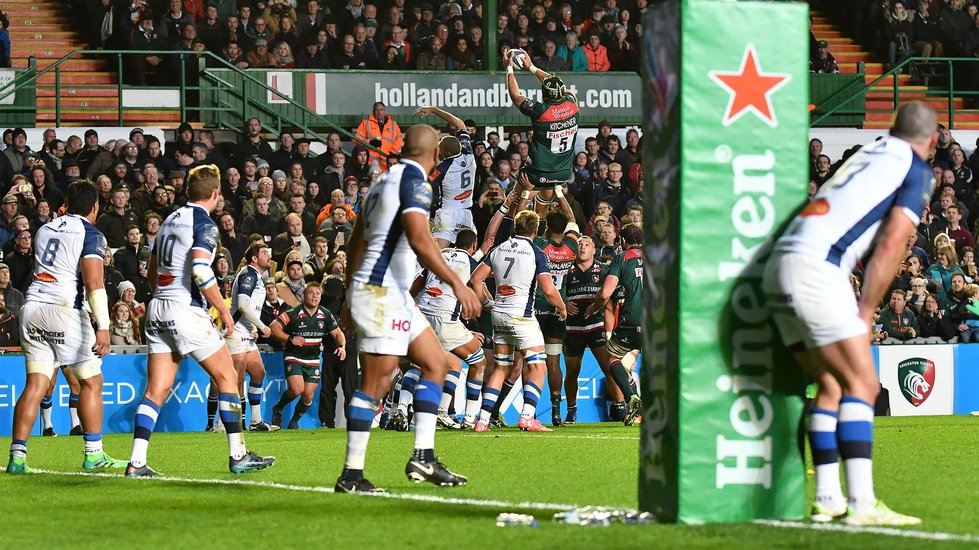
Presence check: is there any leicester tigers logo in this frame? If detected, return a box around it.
[897,358,935,407]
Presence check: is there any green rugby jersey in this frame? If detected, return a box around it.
[608,246,643,329]
[275,304,339,363]
[533,231,579,314]
[518,93,579,180]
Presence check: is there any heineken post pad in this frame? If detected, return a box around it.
[639,0,808,523]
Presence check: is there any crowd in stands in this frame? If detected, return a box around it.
[62,0,641,84]
[0,114,642,351]
[811,126,979,344]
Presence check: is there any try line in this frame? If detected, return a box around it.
[30,468,587,511]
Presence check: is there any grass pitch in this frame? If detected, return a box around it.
[2,417,978,548]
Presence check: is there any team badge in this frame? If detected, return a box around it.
[898,357,935,407]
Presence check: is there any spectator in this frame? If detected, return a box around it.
[240,195,280,244]
[295,35,330,69]
[925,243,965,303]
[811,40,839,73]
[446,34,478,70]
[263,0,297,35]
[379,44,408,70]
[0,11,9,69]
[354,101,403,171]
[243,177,287,219]
[319,206,353,255]
[5,229,32,293]
[215,210,248,266]
[223,40,250,68]
[142,211,162,251]
[247,15,273,44]
[555,31,588,72]
[305,236,331,280]
[271,213,311,265]
[0,293,17,347]
[287,193,317,238]
[0,262,24,316]
[247,38,275,68]
[159,0,194,44]
[305,181,326,213]
[919,293,958,342]
[237,118,274,167]
[533,39,566,71]
[197,4,225,53]
[319,152,349,193]
[0,128,30,184]
[295,0,324,38]
[96,188,139,248]
[607,24,638,72]
[293,138,318,183]
[258,279,287,349]
[946,205,976,255]
[416,35,448,70]
[117,280,146,319]
[963,245,978,283]
[351,23,379,67]
[113,225,152,303]
[877,289,919,343]
[812,154,832,187]
[913,0,945,58]
[906,276,929,314]
[270,41,296,67]
[885,1,914,68]
[332,34,369,69]
[109,302,142,346]
[315,188,357,231]
[275,258,307,307]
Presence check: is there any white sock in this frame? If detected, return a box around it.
[69,407,80,430]
[41,406,53,429]
[520,403,535,420]
[227,432,247,460]
[130,439,149,467]
[438,392,452,415]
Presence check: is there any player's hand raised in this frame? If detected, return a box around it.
[454,282,482,320]
[93,329,110,357]
[413,106,434,117]
[520,172,535,191]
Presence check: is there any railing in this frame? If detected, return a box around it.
[0,50,381,154]
[811,56,979,128]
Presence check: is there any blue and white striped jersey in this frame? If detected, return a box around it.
[429,130,476,210]
[417,248,479,321]
[26,215,107,309]
[152,203,220,308]
[230,264,266,331]
[483,235,549,318]
[775,136,935,271]
[352,159,433,290]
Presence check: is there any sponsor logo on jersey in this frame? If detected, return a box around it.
[34,272,57,283]
[391,318,411,331]
[498,285,515,296]
[158,274,175,286]
[426,287,443,297]
[453,190,473,201]
[800,198,829,217]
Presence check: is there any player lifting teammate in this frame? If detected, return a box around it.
[7,180,126,473]
[337,124,480,493]
[413,228,488,429]
[126,165,274,477]
[470,210,567,432]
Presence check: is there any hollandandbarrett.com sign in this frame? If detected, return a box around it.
[301,72,641,122]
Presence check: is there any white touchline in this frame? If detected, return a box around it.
[459,434,640,441]
[30,469,590,511]
[756,520,979,543]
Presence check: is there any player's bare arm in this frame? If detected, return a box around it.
[413,106,466,131]
[538,273,567,320]
[584,273,620,319]
[858,207,919,328]
[330,327,347,360]
[193,249,235,337]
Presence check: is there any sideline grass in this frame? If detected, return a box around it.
[1,418,977,548]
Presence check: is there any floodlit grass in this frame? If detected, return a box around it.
[2,418,977,548]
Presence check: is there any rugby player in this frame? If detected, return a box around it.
[470,210,566,432]
[337,124,480,493]
[126,165,274,477]
[7,180,126,473]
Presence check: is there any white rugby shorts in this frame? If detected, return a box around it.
[350,282,429,356]
[19,301,100,379]
[145,299,224,361]
[762,252,867,349]
[432,207,476,242]
[424,312,475,352]
[225,326,259,355]
[491,310,545,350]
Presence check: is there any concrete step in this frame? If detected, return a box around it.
[36,109,183,124]
[36,71,115,85]
[36,87,122,98]
[37,97,121,108]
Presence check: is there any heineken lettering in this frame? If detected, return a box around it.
[638,0,807,522]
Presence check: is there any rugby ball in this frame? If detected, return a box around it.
[504,48,528,70]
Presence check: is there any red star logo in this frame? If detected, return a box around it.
[708,45,791,127]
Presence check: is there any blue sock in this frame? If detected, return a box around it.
[218,393,242,434]
[808,406,843,503]
[68,393,79,408]
[465,379,482,402]
[523,381,541,408]
[40,396,52,409]
[344,391,378,474]
[130,399,161,468]
[412,378,441,459]
[247,382,263,406]
[838,396,876,507]
[479,387,501,422]
[397,368,420,413]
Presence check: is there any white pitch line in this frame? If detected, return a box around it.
[30,468,584,511]
[756,520,979,544]
[459,433,639,441]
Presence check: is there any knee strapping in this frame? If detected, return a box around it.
[464,348,485,366]
[524,350,546,365]
[544,343,563,356]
